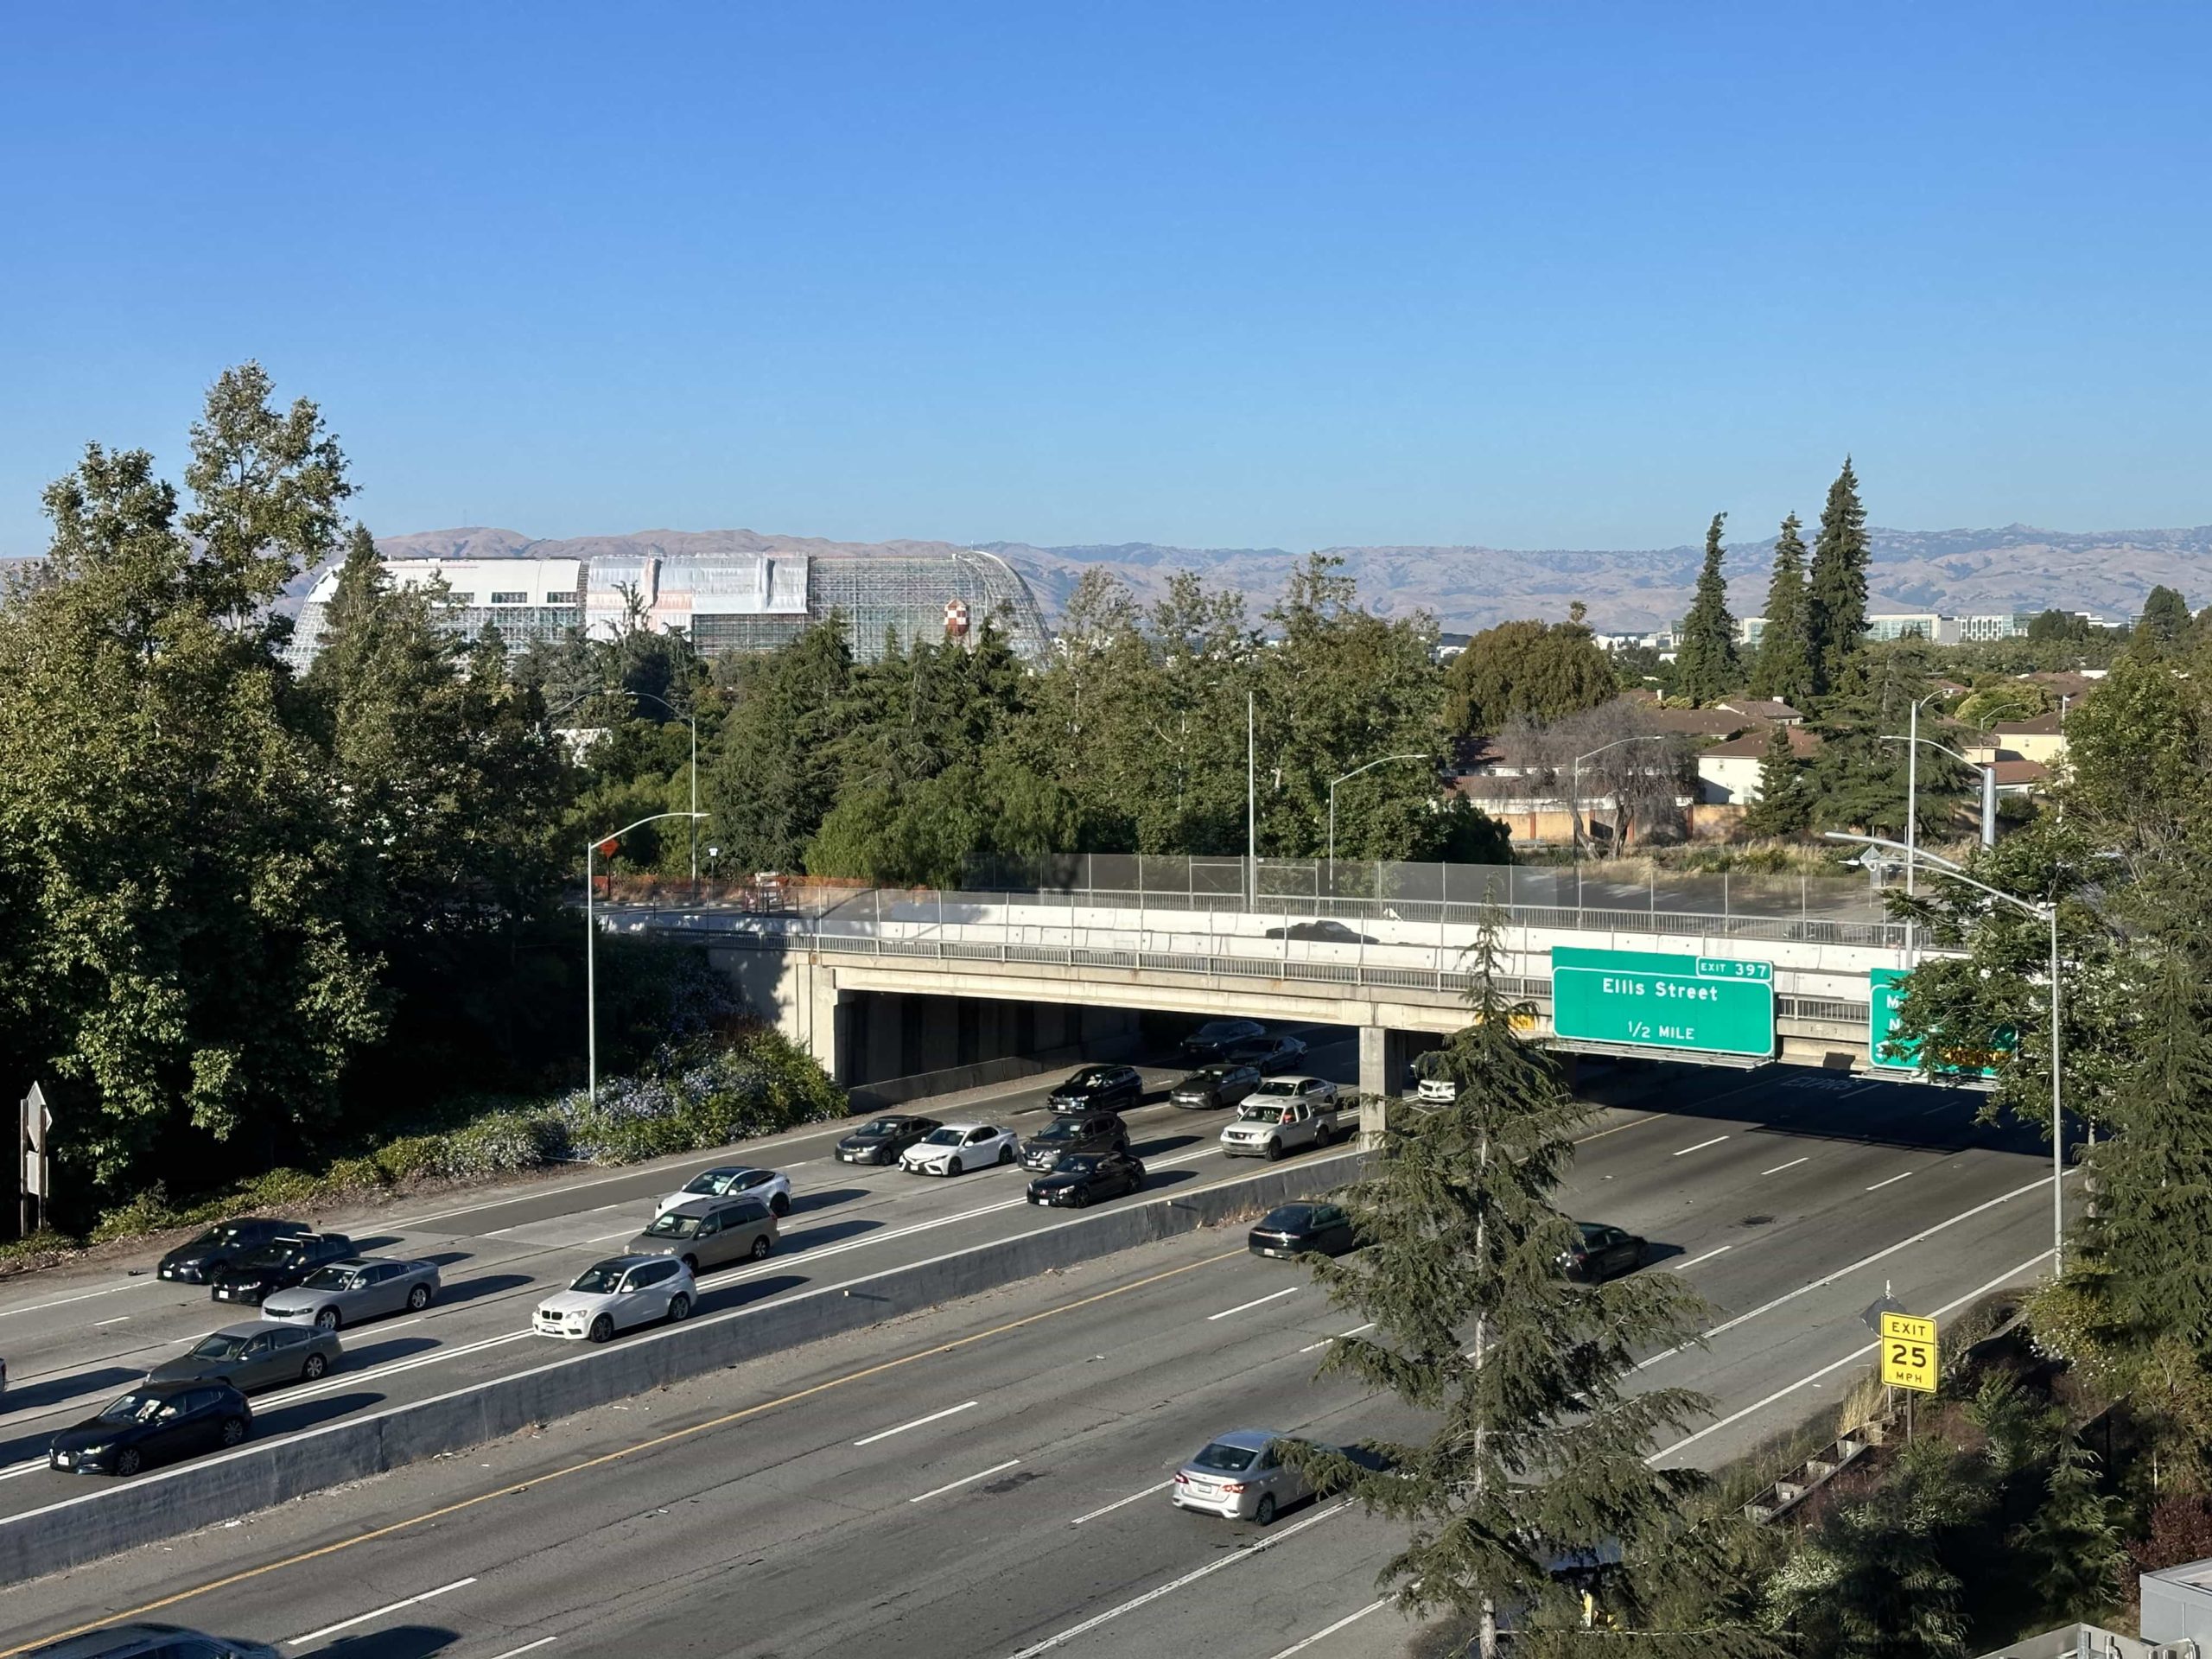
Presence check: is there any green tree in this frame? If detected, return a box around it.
[1288,914,1732,1657]
[2135,584,2193,656]
[1738,727,1809,836]
[1805,650,1963,839]
[1749,512,1814,705]
[1675,512,1740,706]
[1806,459,1871,697]
[1445,613,1616,736]
[2014,1441,2126,1625]
[705,620,857,873]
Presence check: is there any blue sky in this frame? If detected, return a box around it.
[3,3,2208,556]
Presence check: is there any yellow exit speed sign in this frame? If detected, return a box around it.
[1879,1312,1939,1393]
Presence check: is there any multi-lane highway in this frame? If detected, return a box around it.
[0,1063,2068,1658]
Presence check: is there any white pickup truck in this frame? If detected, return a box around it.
[1218,1077,1357,1160]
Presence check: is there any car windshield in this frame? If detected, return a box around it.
[301,1266,364,1290]
[1252,1079,1299,1096]
[645,1212,705,1238]
[569,1263,626,1294]
[1193,1441,1260,1472]
[234,1243,304,1267]
[922,1128,963,1146]
[1194,1022,1248,1040]
[1182,1069,1223,1085]
[1056,1155,1103,1174]
[1261,1205,1318,1231]
[1036,1121,1083,1141]
[98,1392,168,1424]
[683,1171,735,1193]
[182,1224,248,1250]
[856,1119,917,1136]
[188,1333,251,1360]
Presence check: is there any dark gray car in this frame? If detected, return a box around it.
[25,1622,278,1658]
[1018,1110,1129,1173]
[626,1196,778,1274]
[147,1323,339,1393]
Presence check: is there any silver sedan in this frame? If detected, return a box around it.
[1170,1428,1314,1524]
[259,1256,441,1331]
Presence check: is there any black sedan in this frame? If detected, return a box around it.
[1248,1201,1362,1259]
[1559,1222,1646,1282]
[836,1116,942,1166]
[207,1232,355,1307]
[1169,1063,1262,1109]
[1026,1152,1147,1208]
[1262,919,1379,944]
[49,1380,251,1478]
[1233,1033,1308,1074]
[1180,1018,1266,1063]
[156,1217,304,1285]
[1046,1065,1143,1113]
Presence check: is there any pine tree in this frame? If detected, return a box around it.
[1674,512,1739,707]
[1738,727,1808,836]
[2014,1441,2127,1625]
[1287,910,1754,1658]
[1749,513,1813,705]
[1806,459,1870,697]
[2134,584,2193,656]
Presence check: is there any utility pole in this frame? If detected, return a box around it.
[1246,690,1256,911]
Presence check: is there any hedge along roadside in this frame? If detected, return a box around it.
[0,1150,1364,1589]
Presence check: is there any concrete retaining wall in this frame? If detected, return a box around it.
[0,1153,1363,1587]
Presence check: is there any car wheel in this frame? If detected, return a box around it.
[669,1293,693,1322]
[1264,1139,1284,1162]
[407,1283,432,1312]
[1071,1188,1090,1208]
[220,1416,247,1447]
[682,1255,700,1275]
[588,1314,615,1344]
[771,1192,791,1217]
[948,1157,963,1177]
[315,1306,341,1332]
[301,1352,328,1382]
[998,1144,1014,1165]
[1254,1494,1277,1526]
[116,1447,143,1478]
[749,1234,772,1261]
[1129,1161,1146,1183]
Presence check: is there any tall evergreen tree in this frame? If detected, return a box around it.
[2134,584,2193,655]
[1674,513,1740,707]
[1806,459,1870,697]
[1749,512,1813,704]
[1739,726,1809,836]
[1288,912,1756,1657]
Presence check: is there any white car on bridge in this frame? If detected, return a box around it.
[899,1122,1018,1176]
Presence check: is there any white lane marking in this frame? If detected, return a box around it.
[1571,1114,1661,1146]
[854,1400,978,1446]
[285,1575,477,1646]
[1672,1135,1731,1157]
[1649,1249,2052,1465]
[1759,1157,1809,1176]
[91,1316,130,1327]
[1635,1169,2069,1371]
[1266,1599,1390,1658]
[1670,1246,1732,1273]
[0,1283,137,1320]
[275,1330,533,1406]
[1069,1480,1173,1525]
[486,1642,557,1659]
[910,1458,1020,1503]
[1919,1101,1955,1116]
[1207,1287,1300,1322]
[1300,1321,1375,1355]
[1866,1170,1915,1192]
[1007,1501,1350,1656]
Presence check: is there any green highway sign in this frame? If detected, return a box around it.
[1550,947,1776,1058]
[1868,969,2005,1078]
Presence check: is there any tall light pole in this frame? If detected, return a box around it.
[587,810,708,1104]
[1327,753,1428,877]
[1571,734,1670,906]
[1247,690,1257,911]
[625,689,701,905]
[1825,830,2066,1274]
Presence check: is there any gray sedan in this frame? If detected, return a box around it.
[148,1322,340,1393]
[259,1256,441,1331]
[1170,1428,1314,1524]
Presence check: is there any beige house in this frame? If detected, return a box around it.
[1987,711,2068,767]
[1695,726,1821,805]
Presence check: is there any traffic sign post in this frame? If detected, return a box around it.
[18,1081,50,1238]
[1549,948,1776,1060]
[1879,1311,1938,1393]
[1868,969,2005,1078]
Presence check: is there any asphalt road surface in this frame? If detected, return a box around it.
[0,1065,2067,1659]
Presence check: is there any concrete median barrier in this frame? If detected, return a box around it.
[0,1151,1364,1587]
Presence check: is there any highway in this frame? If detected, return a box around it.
[0,1065,2068,1658]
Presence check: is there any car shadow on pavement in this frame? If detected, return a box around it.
[785,1217,881,1251]
[333,1335,439,1370]
[1128,1132,1204,1157]
[421,1250,477,1268]
[786,1186,868,1216]
[256,1390,389,1433]
[697,1273,805,1314]
[428,1273,536,1307]
[0,1364,140,1415]
[316,1624,459,1656]
[1638,1242,1687,1268]
[348,1235,407,1253]
[1141,1168,1203,1192]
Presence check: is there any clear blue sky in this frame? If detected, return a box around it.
[3,3,2208,557]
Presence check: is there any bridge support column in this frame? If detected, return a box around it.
[1358,1026,1417,1147]
[799,964,851,1085]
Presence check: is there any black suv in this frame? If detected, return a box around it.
[1046,1065,1142,1114]
[208,1233,355,1307]
[156,1217,305,1285]
[1179,1019,1265,1064]
[1018,1110,1131,1173]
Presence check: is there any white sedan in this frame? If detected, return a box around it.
[899,1122,1018,1176]
[657,1165,792,1218]
[532,1255,695,1342]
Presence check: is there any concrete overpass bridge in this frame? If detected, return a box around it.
[607,857,1931,1114]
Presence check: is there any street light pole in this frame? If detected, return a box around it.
[586,810,708,1105]
[1327,753,1428,876]
[1825,830,2067,1274]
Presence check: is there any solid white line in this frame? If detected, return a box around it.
[911,1458,1020,1503]
[1571,1114,1662,1146]
[485,1642,557,1659]
[285,1576,477,1645]
[1866,1170,1915,1191]
[854,1400,978,1446]
[1300,1321,1375,1355]
[1649,1249,2052,1465]
[91,1316,130,1326]
[1672,1135,1731,1157]
[1208,1287,1300,1322]
[1266,1599,1390,1658]
[0,1282,137,1320]
[1007,1502,1350,1656]
[1670,1246,1732,1273]
[1069,1480,1173,1525]
[1759,1157,1809,1176]
[1635,1169,2068,1371]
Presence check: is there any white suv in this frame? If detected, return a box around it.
[533,1255,695,1342]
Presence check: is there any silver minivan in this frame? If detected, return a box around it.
[625,1196,778,1275]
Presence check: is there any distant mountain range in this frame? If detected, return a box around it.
[361,523,2212,633]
